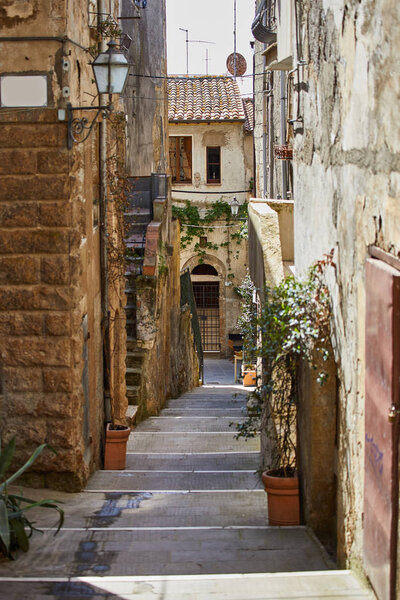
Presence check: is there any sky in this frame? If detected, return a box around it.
[166,0,255,96]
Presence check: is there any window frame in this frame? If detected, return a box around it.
[206,146,221,184]
[169,135,193,184]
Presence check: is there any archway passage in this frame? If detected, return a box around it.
[192,268,220,351]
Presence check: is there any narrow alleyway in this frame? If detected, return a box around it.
[0,360,373,598]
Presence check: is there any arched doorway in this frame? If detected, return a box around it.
[191,264,220,352]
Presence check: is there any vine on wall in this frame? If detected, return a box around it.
[172,200,248,277]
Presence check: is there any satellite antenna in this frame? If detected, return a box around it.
[179,28,215,75]
[226,0,247,78]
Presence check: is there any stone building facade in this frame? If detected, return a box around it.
[251,1,400,598]
[0,0,198,489]
[168,76,253,356]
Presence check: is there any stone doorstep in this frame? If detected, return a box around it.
[125,405,139,427]
[0,572,374,599]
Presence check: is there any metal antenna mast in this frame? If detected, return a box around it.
[233,0,237,78]
[204,48,211,75]
[179,28,189,75]
[179,27,215,75]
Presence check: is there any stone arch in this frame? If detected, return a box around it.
[182,253,227,280]
[182,253,227,355]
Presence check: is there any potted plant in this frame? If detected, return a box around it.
[0,437,64,559]
[234,253,333,525]
[104,392,131,470]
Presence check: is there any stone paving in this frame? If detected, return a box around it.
[0,359,374,598]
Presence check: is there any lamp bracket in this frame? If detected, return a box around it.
[67,102,112,149]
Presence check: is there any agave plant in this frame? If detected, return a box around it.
[0,437,64,559]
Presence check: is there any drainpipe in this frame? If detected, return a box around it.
[99,0,110,417]
[280,71,287,199]
[267,71,274,198]
[251,41,256,197]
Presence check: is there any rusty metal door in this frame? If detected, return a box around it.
[192,282,220,352]
[364,258,400,600]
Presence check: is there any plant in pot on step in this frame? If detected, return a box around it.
[0,437,64,560]
[104,391,131,471]
[233,252,334,525]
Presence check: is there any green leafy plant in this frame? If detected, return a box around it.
[172,200,248,271]
[233,251,334,476]
[0,438,64,559]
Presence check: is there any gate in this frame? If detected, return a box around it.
[364,257,400,600]
[192,281,220,352]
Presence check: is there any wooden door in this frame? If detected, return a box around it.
[364,258,400,600]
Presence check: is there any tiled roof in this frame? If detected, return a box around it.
[242,97,254,132]
[168,76,246,123]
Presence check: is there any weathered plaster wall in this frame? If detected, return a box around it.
[248,200,284,293]
[135,219,199,418]
[294,0,400,577]
[122,0,168,176]
[169,121,251,207]
[170,120,252,355]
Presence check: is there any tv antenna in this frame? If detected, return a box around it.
[179,28,215,75]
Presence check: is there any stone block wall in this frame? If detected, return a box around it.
[0,110,102,490]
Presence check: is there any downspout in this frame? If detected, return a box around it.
[251,41,256,197]
[262,61,267,199]
[99,0,110,419]
[280,71,288,199]
[267,71,274,198]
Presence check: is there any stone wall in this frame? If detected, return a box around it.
[0,0,126,489]
[135,219,199,418]
[293,0,400,584]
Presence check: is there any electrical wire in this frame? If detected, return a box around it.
[172,189,250,194]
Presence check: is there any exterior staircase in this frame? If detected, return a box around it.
[124,174,167,420]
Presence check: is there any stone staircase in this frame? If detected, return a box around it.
[0,366,375,599]
[124,177,153,419]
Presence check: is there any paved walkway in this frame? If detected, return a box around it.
[0,360,373,598]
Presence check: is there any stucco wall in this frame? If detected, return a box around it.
[169,121,252,206]
[293,0,400,579]
[170,119,252,355]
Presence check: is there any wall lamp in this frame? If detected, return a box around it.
[67,40,129,149]
[230,197,240,218]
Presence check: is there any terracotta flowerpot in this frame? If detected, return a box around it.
[243,370,256,387]
[262,469,300,526]
[104,423,130,470]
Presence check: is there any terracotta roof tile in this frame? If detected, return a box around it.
[168,76,246,123]
[242,97,254,132]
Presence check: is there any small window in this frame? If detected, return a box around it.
[169,136,192,183]
[199,236,208,248]
[206,147,221,184]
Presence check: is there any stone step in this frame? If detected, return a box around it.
[126,337,141,352]
[0,527,331,578]
[126,385,140,404]
[127,432,260,453]
[125,405,139,427]
[166,399,246,410]
[135,416,243,433]
[126,350,145,369]
[161,407,245,417]
[86,470,263,492]
[0,571,374,599]
[126,367,141,387]
[124,304,136,320]
[125,452,260,472]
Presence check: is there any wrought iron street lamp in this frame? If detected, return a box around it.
[230,197,240,218]
[67,40,129,149]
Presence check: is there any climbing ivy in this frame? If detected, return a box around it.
[172,200,248,272]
